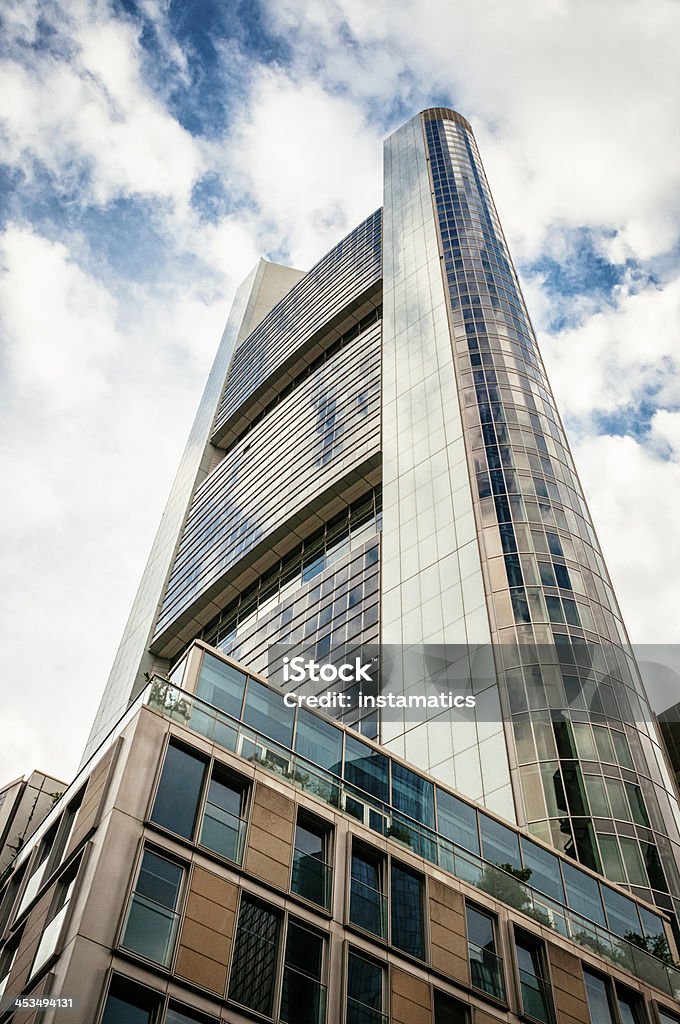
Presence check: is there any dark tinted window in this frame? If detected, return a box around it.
[151,743,206,839]
[197,653,246,717]
[433,989,469,1023]
[228,896,281,1016]
[392,763,434,827]
[391,863,424,959]
[437,789,479,854]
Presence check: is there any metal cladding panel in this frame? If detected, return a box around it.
[154,321,382,642]
[211,209,382,439]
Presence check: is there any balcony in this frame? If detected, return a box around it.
[145,678,680,1000]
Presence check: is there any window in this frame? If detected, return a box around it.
[30,856,81,978]
[196,652,246,718]
[349,844,386,939]
[280,921,326,1024]
[562,862,606,926]
[391,763,434,828]
[520,839,564,903]
[228,896,326,1023]
[151,742,207,839]
[433,989,470,1023]
[150,743,248,865]
[228,896,281,1016]
[199,764,248,864]
[479,814,521,870]
[583,969,646,1024]
[121,850,183,966]
[243,678,294,747]
[466,903,506,1001]
[344,735,389,803]
[15,825,58,918]
[0,863,26,936]
[294,708,343,774]
[347,950,385,1024]
[101,975,161,1024]
[515,931,554,1023]
[658,1009,680,1024]
[0,932,21,1000]
[291,812,333,909]
[391,862,425,959]
[166,1007,219,1024]
[436,789,479,854]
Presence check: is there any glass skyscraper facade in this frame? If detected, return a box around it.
[82,108,680,935]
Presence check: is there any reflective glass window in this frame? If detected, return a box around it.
[433,990,470,1023]
[583,970,616,1024]
[391,763,434,828]
[436,789,479,854]
[228,896,281,1016]
[347,952,383,1023]
[344,735,389,802]
[151,743,206,839]
[280,921,325,1024]
[562,862,606,925]
[520,838,564,903]
[479,814,521,870]
[200,766,248,864]
[350,845,386,939]
[197,653,246,718]
[294,708,343,774]
[602,886,642,939]
[243,678,294,747]
[102,977,159,1024]
[391,862,424,959]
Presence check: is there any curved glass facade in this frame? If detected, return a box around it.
[421,108,680,919]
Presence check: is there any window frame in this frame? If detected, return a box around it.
[118,845,187,970]
[345,945,387,1024]
[148,737,251,867]
[582,965,648,1024]
[512,927,555,1024]
[290,808,335,912]
[346,837,428,962]
[464,900,507,1004]
[227,890,329,1023]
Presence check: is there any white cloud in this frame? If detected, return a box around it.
[226,69,383,266]
[574,433,680,644]
[0,6,203,206]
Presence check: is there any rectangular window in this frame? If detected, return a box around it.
[390,862,425,959]
[196,652,247,718]
[121,850,183,966]
[101,975,161,1024]
[30,856,82,978]
[280,921,326,1024]
[391,763,434,828]
[291,812,333,909]
[349,844,386,939]
[0,933,20,1001]
[347,951,385,1024]
[228,896,281,1017]
[199,764,248,864]
[433,989,470,1023]
[243,677,294,747]
[344,735,389,803]
[583,969,646,1024]
[515,930,554,1024]
[436,789,479,854]
[151,742,207,839]
[479,814,521,870]
[466,903,506,1001]
[15,825,57,918]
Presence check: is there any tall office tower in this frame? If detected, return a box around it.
[81,109,680,926]
[3,106,680,1024]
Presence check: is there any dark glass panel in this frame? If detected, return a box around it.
[390,863,424,959]
[479,814,521,869]
[197,653,246,718]
[243,677,294,747]
[228,896,280,1016]
[437,789,479,854]
[391,763,434,828]
[151,743,206,839]
[344,734,389,802]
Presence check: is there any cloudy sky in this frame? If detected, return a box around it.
[1,0,679,786]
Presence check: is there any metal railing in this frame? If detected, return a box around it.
[145,680,680,998]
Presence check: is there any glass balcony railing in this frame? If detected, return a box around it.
[145,679,680,999]
[469,941,506,1001]
[199,801,247,864]
[120,892,180,967]
[349,877,387,939]
[280,965,327,1024]
[346,997,388,1024]
[291,848,332,909]
[519,968,554,1024]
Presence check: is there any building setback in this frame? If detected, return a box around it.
[1,108,680,1023]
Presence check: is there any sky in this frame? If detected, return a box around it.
[1,0,680,787]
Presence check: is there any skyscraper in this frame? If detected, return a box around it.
[2,109,680,1024]
[84,106,680,925]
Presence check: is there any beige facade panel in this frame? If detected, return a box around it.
[547,944,590,1024]
[428,877,470,985]
[244,781,294,890]
[391,967,432,1024]
[65,741,118,860]
[175,865,238,994]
